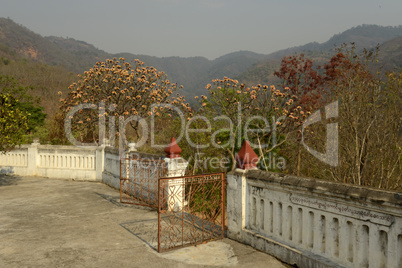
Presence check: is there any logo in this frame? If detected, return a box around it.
[301,101,338,167]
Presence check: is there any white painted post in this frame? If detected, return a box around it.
[128,142,137,153]
[164,138,188,211]
[95,146,105,181]
[27,140,39,176]
[164,158,188,211]
[226,169,248,240]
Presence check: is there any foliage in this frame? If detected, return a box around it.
[187,77,309,172]
[323,45,401,189]
[277,45,401,190]
[0,46,76,117]
[0,93,29,152]
[187,181,222,222]
[0,75,46,143]
[273,54,327,175]
[274,53,324,112]
[55,57,188,145]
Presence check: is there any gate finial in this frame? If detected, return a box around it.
[165,137,182,158]
[236,140,259,169]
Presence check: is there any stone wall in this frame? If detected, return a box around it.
[227,169,402,268]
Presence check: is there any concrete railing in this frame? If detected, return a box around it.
[0,146,29,175]
[0,141,188,193]
[0,142,101,180]
[101,146,173,190]
[227,169,402,268]
[102,147,121,189]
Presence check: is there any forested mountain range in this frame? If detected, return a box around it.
[238,24,402,86]
[0,17,401,116]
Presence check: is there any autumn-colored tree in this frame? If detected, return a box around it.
[322,45,401,189]
[275,45,401,190]
[54,58,188,147]
[274,53,324,112]
[273,54,325,175]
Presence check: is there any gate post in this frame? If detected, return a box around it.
[164,138,188,211]
[95,145,105,181]
[27,139,39,176]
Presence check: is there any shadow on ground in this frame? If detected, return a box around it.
[121,219,159,251]
[0,174,21,187]
[96,192,159,250]
[95,192,156,211]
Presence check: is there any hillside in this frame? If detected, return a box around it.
[0,18,268,101]
[237,24,402,86]
[321,24,402,50]
[102,50,268,99]
[1,17,402,114]
[0,44,76,116]
[377,36,402,70]
[0,18,109,72]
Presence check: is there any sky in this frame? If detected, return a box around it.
[0,0,401,60]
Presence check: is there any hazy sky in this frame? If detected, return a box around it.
[1,0,401,59]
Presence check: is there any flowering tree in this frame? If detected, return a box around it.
[193,77,308,171]
[56,58,188,145]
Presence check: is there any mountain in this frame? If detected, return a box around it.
[237,24,402,86]
[0,17,268,101]
[321,24,402,50]
[1,17,402,111]
[114,50,267,99]
[377,36,402,71]
[0,18,109,72]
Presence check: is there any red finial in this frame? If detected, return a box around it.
[235,140,259,169]
[164,137,182,159]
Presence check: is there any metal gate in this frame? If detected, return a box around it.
[157,172,226,252]
[120,157,167,208]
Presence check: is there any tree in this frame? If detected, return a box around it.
[274,53,324,112]
[322,45,401,189]
[275,45,401,190]
[274,54,324,175]
[192,77,308,172]
[55,57,188,146]
[0,75,46,143]
[0,93,29,152]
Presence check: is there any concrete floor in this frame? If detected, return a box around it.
[0,175,286,268]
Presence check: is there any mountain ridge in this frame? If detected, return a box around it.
[0,17,401,103]
[237,25,402,86]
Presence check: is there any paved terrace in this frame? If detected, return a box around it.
[0,175,286,268]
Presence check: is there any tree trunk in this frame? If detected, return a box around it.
[297,143,301,176]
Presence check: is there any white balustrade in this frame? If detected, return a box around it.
[0,143,99,180]
[227,169,402,268]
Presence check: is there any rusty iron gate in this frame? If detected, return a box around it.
[120,157,167,208]
[157,172,226,252]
